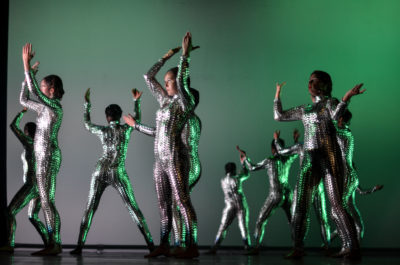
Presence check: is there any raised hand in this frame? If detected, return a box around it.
[342,83,365,102]
[84,88,91,103]
[22,107,28,113]
[374,185,384,191]
[275,82,286,99]
[131,88,143,100]
[293,129,300,143]
[32,61,40,74]
[236,145,247,163]
[22,43,34,71]
[123,114,137,127]
[182,32,199,56]
[274,130,280,140]
[162,47,181,60]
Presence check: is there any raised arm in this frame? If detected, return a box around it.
[274,130,302,156]
[131,88,142,122]
[274,82,303,121]
[20,81,43,113]
[144,47,181,106]
[22,43,60,109]
[356,184,383,195]
[10,108,32,146]
[83,88,104,135]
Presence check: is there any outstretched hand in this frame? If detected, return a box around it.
[32,61,40,74]
[162,47,181,60]
[342,83,365,102]
[274,130,280,140]
[123,114,137,127]
[236,145,247,163]
[374,185,384,191]
[131,88,143,100]
[275,82,286,99]
[84,88,91,103]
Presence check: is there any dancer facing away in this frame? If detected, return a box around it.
[124,32,199,259]
[237,134,298,255]
[274,70,365,259]
[70,88,154,255]
[274,129,331,250]
[208,148,251,254]
[331,110,383,243]
[20,43,64,256]
[0,107,48,254]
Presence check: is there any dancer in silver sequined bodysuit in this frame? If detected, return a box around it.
[332,110,383,243]
[274,129,331,249]
[20,43,64,255]
[0,108,48,253]
[237,136,297,254]
[274,71,365,259]
[124,32,199,259]
[208,152,251,254]
[70,88,154,255]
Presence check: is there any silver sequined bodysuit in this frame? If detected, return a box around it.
[136,55,197,246]
[274,96,359,251]
[73,99,153,249]
[212,165,251,249]
[274,140,331,247]
[6,108,48,247]
[20,71,63,245]
[245,151,297,248]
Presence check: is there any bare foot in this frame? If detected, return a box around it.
[175,244,199,259]
[144,243,170,258]
[31,244,62,256]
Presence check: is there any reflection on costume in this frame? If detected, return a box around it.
[275,140,331,248]
[20,71,63,246]
[211,163,251,251]
[137,55,197,248]
[72,99,153,251]
[244,145,297,249]
[4,109,48,249]
[274,96,359,253]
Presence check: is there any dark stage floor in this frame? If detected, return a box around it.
[1,248,399,265]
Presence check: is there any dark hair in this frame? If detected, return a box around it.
[105,104,122,121]
[225,162,236,175]
[271,138,285,150]
[24,122,36,138]
[341,110,352,124]
[311,70,332,97]
[43,75,64,100]
[167,67,179,78]
[190,88,200,108]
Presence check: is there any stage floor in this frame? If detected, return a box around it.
[1,248,399,265]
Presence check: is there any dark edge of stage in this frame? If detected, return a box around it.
[0,0,9,246]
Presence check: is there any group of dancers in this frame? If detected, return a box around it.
[209,72,382,259]
[0,31,381,259]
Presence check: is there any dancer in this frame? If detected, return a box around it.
[0,108,48,253]
[20,43,64,255]
[332,110,383,243]
[124,32,199,258]
[274,129,331,250]
[237,135,297,254]
[274,71,365,259]
[208,148,251,254]
[70,88,154,255]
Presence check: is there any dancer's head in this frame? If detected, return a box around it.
[271,138,284,156]
[165,67,179,96]
[308,70,332,98]
[41,75,64,100]
[24,122,36,138]
[225,162,236,175]
[105,104,122,123]
[338,109,352,127]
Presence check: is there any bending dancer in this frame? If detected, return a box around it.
[274,71,365,259]
[237,135,298,254]
[124,32,198,258]
[70,88,154,255]
[274,129,331,250]
[0,108,48,253]
[20,43,64,255]
[331,110,383,243]
[208,149,251,254]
